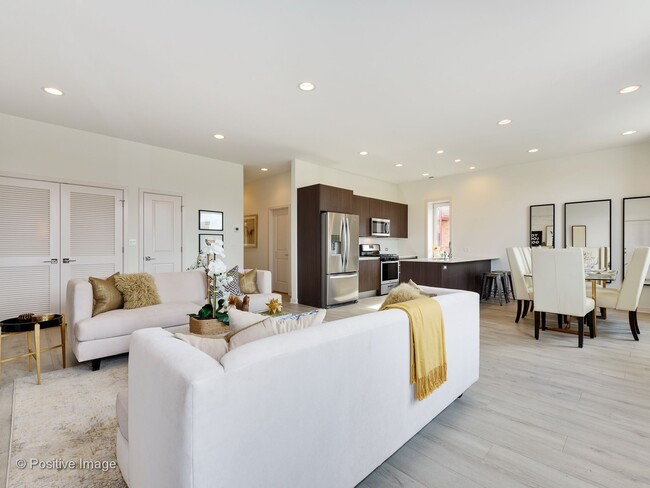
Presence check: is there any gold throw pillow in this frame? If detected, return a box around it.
[238,268,259,294]
[89,272,124,316]
[113,273,161,309]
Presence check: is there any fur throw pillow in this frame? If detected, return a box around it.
[408,279,437,297]
[113,273,161,309]
[379,283,425,311]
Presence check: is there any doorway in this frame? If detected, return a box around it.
[269,206,290,294]
[141,192,182,273]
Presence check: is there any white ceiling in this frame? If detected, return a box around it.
[1,1,649,184]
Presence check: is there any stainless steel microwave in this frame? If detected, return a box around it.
[371,218,390,237]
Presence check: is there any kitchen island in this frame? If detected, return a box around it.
[400,257,497,294]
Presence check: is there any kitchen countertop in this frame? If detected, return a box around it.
[400,257,498,264]
[399,255,417,260]
[359,256,380,261]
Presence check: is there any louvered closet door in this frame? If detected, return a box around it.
[0,177,60,318]
[60,185,123,310]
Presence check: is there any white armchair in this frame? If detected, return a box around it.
[532,248,595,348]
[506,247,534,322]
[594,247,650,341]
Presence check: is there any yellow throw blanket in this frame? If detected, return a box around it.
[385,297,447,401]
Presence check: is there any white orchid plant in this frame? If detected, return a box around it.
[189,240,233,322]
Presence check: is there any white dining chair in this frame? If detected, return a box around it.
[532,248,595,348]
[594,247,650,341]
[506,247,534,322]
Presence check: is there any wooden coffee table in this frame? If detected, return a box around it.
[0,314,67,385]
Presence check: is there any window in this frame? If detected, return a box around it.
[427,201,451,258]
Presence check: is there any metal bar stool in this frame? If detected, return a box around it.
[481,271,509,305]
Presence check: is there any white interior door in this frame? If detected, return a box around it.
[270,207,290,294]
[143,192,182,273]
[60,184,124,310]
[0,177,60,317]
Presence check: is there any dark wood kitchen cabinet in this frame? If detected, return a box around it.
[354,196,370,237]
[399,259,492,293]
[359,259,380,293]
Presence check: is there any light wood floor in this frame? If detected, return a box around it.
[1,298,649,487]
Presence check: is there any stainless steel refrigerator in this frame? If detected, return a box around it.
[322,212,359,307]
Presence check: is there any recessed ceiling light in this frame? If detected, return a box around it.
[213,134,225,140]
[621,130,637,136]
[422,173,430,177]
[43,87,64,96]
[261,168,268,172]
[469,166,476,170]
[497,119,512,126]
[454,159,461,163]
[298,81,315,91]
[619,85,640,94]
[359,151,368,156]
[395,163,403,167]
[436,150,444,154]
[528,148,539,153]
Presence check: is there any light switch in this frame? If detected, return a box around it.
[128,239,137,247]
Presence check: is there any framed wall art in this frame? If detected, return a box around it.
[199,210,223,231]
[244,215,258,248]
[199,233,224,250]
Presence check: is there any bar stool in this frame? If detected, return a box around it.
[481,271,509,305]
[493,270,514,301]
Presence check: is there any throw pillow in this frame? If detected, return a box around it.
[221,265,242,297]
[175,333,229,362]
[238,268,259,294]
[228,318,276,349]
[408,279,438,298]
[113,273,161,309]
[379,283,424,311]
[228,308,266,332]
[272,309,327,334]
[89,272,124,316]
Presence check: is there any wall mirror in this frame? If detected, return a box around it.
[564,199,612,266]
[530,204,555,247]
[623,196,650,284]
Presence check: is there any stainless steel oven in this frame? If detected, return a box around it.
[380,254,400,295]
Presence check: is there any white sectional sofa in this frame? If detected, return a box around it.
[117,287,480,488]
[66,269,280,370]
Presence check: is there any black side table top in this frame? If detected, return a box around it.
[0,315,63,333]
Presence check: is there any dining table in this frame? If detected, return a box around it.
[524,269,618,337]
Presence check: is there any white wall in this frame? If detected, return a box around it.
[0,113,244,272]
[244,171,291,271]
[398,142,650,311]
[290,159,407,302]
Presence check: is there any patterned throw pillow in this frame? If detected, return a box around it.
[89,272,124,316]
[222,265,242,297]
[113,273,161,309]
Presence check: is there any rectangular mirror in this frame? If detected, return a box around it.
[623,196,650,284]
[530,204,555,247]
[564,199,612,267]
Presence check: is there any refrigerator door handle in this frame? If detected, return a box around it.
[342,217,348,270]
[345,216,351,270]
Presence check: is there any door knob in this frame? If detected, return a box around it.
[63,258,77,263]
[42,258,58,264]
[145,256,156,261]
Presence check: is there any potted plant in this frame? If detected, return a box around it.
[188,240,233,335]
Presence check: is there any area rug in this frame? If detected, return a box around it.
[6,356,128,488]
